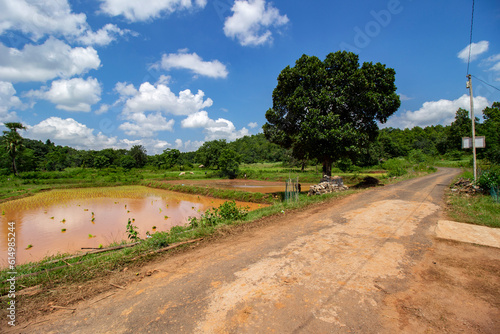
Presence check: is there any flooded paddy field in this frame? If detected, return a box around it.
[0,186,263,266]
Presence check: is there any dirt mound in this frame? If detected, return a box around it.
[353,176,382,188]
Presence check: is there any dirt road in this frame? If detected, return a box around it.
[19,168,500,333]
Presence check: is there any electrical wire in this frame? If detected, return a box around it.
[471,75,500,93]
[466,0,475,75]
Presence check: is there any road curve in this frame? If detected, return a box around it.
[25,168,463,333]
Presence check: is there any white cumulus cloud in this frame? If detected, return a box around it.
[0,38,100,83]
[95,104,110,115]
[224,0,289,46]
[27,117,118,150]
[119,112,175,137]
[174,139,204,151]
[0,81,24,122]
[248,122,258,128]
[156,51,228,78]
[115,80,213,138]
[25,116,174,153]
[457,40,489,62]
[481,53,500,80]
[0,0,133,46]
[120,81,213,115]
[27,77,101,112]
[99,0,207,22]
[182,110,249,141]
[78,24,136,46]
[0,0,87,41]
[383,94,491,129]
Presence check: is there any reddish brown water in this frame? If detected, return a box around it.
[0,186,264,266]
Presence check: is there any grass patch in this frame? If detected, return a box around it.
[446,170,500,228]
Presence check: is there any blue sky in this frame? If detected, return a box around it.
[0,0,499,154]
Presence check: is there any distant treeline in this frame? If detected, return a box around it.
[1,103,498,174]
[0,133,287,174]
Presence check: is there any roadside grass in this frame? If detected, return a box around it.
[446,170,500,228]
[433,158,471,168]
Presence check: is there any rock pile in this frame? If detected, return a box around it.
[450,178,480,194]
[308,175,349,196]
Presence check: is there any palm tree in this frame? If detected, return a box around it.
[2,122,27,175]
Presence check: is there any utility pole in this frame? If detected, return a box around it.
[466,74,477,182]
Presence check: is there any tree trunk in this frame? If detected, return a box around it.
[12,157,18,176]
[322,157,332,177]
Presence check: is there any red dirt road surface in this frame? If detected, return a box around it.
[14,168,500,333]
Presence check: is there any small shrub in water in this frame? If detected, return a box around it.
[126,218,139,241]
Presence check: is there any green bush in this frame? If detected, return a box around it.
[408,149,427,163]
[478,165,500,191]
[382,158,409,177]
[189,200,248,228]
[444,150,463,161]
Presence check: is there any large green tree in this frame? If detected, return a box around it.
[130,145,148,168]
[2,122,27,175]
[196,140,227,169]
[218,148,241,179]
[445,108,479,152]
[263,51,400,176]
[481,102,500,163]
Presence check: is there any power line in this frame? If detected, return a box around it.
[466,0,475,75]
[471,75,500,93]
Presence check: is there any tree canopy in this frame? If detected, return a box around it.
[263,51,400,176]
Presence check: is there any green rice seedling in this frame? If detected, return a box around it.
[127,210,130,213]
[61,228,67,232]
[159,208,162,212]
[98,244,103,249]
[126,218,139,241]
[26,244,33,249]
[1,210,5,215]
[152,226,157,230]
[50,216,54,219]
[88,234,94,238]
[91,217,95,223]
[84,209,88,211]
[61,218,66,223]
[164,216,169,220]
